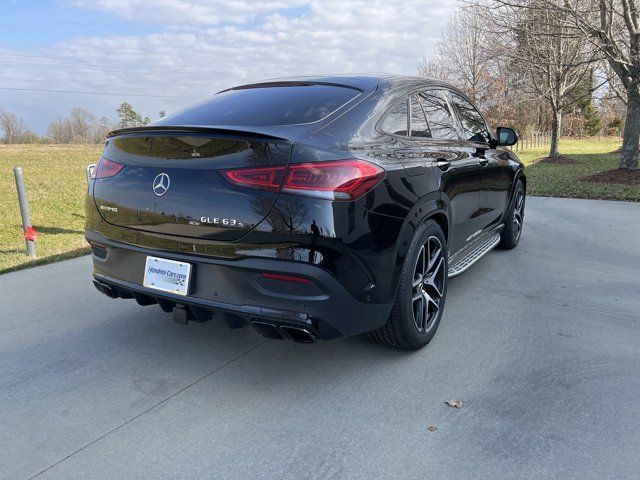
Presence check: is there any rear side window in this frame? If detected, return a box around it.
[449,93,490,143]
[410,95,430,138]
[419,90,459,140]
[157,84,360,127]
[381,100,408,136]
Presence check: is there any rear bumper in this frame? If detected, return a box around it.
[87,230,392,339]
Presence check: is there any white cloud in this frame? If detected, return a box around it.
[66,0,309,26]
[0,0,455,133]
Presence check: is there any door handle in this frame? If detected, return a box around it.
[436,159,451,171]
[478,158,489,166]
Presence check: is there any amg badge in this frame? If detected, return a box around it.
[200,217,245,227]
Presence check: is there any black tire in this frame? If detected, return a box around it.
[369,219,448,350]
[499,179,525,250]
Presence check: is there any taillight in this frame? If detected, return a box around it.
[224,165,285,192]
[94,157,125,179]
[223,159,385,201]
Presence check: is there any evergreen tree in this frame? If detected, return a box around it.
[571,70,602,136]
[583,103,602,136]
[116,102,150,128]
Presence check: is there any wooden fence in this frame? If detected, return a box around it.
[512,132,551,152]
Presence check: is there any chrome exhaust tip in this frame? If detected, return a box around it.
[280,326,316,344]
[93,280,118,299]
[251,321,284,340]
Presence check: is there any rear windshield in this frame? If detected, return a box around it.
[157,84,361,127]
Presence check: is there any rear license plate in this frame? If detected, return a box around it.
[143,256,191,296]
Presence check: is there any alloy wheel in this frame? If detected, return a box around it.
[513,187,525,241]
[412,236,446,333]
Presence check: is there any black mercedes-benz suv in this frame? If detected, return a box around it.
[86,75,525,350]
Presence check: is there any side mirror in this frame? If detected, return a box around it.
[495,127,518,147]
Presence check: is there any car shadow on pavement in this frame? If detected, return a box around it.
[102,304,414,393]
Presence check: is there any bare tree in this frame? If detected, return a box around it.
[421,10,494,105]
[47,108,111,144]
[559,0,640,169]
[421,8,529,131]
[474,0,596,157]
[93,116,112,143]
[520,6,595,156]
[598,60,629,105]
[67,107,96,143]
[47,116,72,144]
[418,56,452,84]
[0,109,36,144]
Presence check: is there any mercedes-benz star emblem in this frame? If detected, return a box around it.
[152,173,170,197]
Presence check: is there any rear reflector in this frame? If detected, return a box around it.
[95,157,125,179]
[261,273,312,284]
[88,241,107,259]
[223,159,384,201]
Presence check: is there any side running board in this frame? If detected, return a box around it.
[448,233,501,277]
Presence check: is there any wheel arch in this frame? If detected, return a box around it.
[398,193,450,250]
[386,193,450,302]
[517,170,527,193]
[504,168,527,206]
[502,168,527,222]
[428,211,449,245]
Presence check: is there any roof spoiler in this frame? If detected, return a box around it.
[106,125,290,141]
[220,80,363,93]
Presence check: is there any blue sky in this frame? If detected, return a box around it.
[0,0,156,49]
[0,0,455,134]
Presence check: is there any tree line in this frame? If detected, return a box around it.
[422,0,638,169]
[0,102,150,145]
[2,0,638,170]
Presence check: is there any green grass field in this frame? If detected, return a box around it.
[518,137,639,201]
[0,144,102,274]
[0,138,637,274]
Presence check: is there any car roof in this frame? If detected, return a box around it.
[111,75,470,141]
[222,74,449,94]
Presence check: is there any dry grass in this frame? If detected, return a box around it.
[0,144,102,273]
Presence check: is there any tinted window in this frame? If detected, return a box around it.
[156,85,360,127]
[449,93,490,143]
[410,95,430,138]
[420,90,459,140]
[381,99,408,136]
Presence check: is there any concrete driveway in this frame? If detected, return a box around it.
[1,196,639,480]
